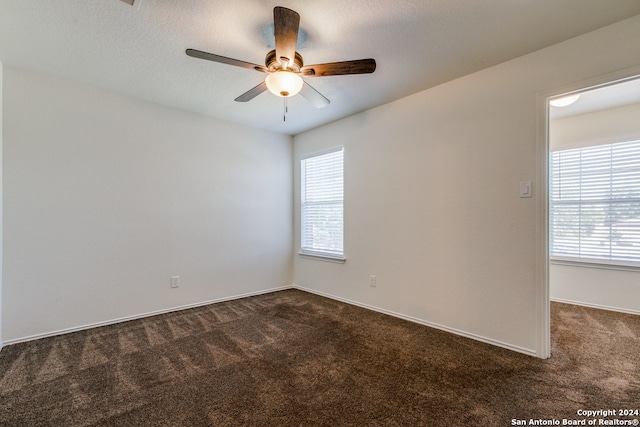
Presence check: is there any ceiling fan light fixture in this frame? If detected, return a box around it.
[265,70,304,97]
[550,93,581,107]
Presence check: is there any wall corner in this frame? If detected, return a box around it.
[0,60,4,351]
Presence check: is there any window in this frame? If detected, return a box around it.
[300,147,344,260]
[550,140,640,267]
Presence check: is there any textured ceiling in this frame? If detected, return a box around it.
[1,0,640,135]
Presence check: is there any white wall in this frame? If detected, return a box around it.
[550,103,640,151]
[549,102,640,314]
[550,264,640,315]
[3,67,293,343]
[293,14,640,357]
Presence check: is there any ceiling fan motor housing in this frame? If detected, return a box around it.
[265,49,304,72]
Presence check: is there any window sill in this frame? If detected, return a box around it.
[550,258,640,273]
[298,251,346,264]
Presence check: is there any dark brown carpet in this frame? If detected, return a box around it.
[1,289,639,426]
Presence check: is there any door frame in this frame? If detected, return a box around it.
[534,65,640,359]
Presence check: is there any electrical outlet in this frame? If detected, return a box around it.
[369,275,377,287]
[170,276,180,288]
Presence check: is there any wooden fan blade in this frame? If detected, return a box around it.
[300,81,330,108]
[300,58,376,77]
[273,7,300,68]
[235,81,268,102]
[186,49,267,73]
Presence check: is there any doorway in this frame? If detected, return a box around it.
[545,76,640,346]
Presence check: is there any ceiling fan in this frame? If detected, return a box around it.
[185,6,376,109]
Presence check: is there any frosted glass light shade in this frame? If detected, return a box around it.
[550,94,580,107]
[265,71,304,97]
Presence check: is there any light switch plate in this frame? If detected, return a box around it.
[519,181,532,198]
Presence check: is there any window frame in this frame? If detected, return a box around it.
[299,146,346,263]
[549,139,640,270]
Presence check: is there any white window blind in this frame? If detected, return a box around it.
[550,140,640,266]
[301,147,344,258]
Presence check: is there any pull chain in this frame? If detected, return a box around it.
[283,97,288,122]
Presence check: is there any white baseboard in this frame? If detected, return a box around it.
[2,285,294,347]
[3,284,543,359]
[294,286,538,358]
[551,297,640,316]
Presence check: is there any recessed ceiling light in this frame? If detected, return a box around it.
[550,94,581,107]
